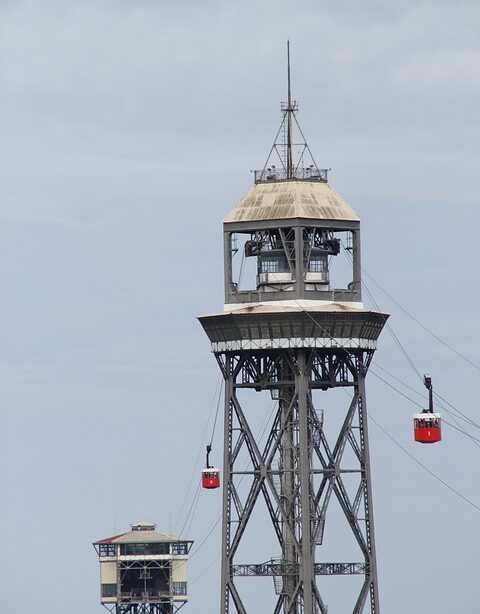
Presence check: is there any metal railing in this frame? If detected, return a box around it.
[231,561,367,576]
[120,591,171,600]
[254,167,328,184]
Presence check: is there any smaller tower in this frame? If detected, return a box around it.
[93,523,193,614]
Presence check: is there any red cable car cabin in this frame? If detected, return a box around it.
[413,412,442,443]
[202,467,220,489]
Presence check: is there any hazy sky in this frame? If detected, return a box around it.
[1,1,479,613]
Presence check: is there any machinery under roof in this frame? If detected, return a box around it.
[223,180,360,224]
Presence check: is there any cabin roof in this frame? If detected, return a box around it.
[223,180,360,224]
[94,529,192,545]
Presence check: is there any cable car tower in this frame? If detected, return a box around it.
[199,44,388,613]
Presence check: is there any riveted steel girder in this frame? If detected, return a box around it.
[215,347,380,614]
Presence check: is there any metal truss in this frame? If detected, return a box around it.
[102,559,186,614]
[232,561,367,576]
[102,606,185,614]
[216,348,379,614]
[102,603,185,614]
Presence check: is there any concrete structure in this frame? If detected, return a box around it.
[199,44,388,613]
[93,523,193,614]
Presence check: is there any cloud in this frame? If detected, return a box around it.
[1,0,479,225]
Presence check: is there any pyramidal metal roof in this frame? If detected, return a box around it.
[94,528,192,544]
[223,180,360,224]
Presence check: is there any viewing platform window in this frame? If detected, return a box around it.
[173,582,187,596]
[99,544,116,557]
[308,256,328,273]
[101,584,117,597]
[172,542,189,555]
[120,543,170,556]
[259,254,288,273]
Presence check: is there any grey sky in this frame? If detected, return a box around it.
[1,1,479,612]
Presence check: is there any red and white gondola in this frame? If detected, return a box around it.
[413,375,442,444]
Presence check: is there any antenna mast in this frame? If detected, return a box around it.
[286,40,293,178]
[255,41,328,184]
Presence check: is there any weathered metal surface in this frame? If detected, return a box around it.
[223,180,360,224]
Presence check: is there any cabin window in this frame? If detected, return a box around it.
[99,544,116,557]
[173,582,187,596]
[309,256,328,272]
[101,584,117,597]
[172,542,188,555]
[259,254,288,273]
[120,543,169,555]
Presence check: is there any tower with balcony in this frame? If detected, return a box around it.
[93,522,193,614]
[199,45,388,613]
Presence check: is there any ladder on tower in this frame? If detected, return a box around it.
[312,408,326,545]
[312,408,324,450]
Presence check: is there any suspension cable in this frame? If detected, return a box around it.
[343,245,480,434]
[173,373,222,535]
[370,414,480,513]
[372,360,480,431]
[295,301,480,446]
[209,379,223,448]
[337,383,480,511]
[433,389,480,430]
[188,399,278,559]
[350,249,480,372]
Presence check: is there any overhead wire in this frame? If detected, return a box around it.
[190,551,221,585]
[189,241,479,557]
[302,300,480,446]
[293,301,480,510]
[369,361,480,448]
[361,265,480,373]
[440,418,480,444]
[178,481,202,539]
[209,381,223,447]
[340,240,480,372]
[173,374,223,535]
[177,380,224,538]
[368,364,480,446]
[341,243,480,437]
[371,359,480,429]
[369,414,480,513]
[433,389,480,431]
[344,247,423,383]
[341,242,480,402]
[335,385,480,508]
[368,365,424,409]
[188,398,279,561]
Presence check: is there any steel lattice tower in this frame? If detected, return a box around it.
[199,46,388,614]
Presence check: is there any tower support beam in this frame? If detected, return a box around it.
[203,344,384,614]
[297,350,314,613]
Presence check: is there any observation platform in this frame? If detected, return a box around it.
[199,301,388,354]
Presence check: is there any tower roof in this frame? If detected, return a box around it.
[94,527,192,544]
[223,180,360,224]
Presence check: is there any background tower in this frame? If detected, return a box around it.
[199,47,388,613]
[93,523,193,614]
